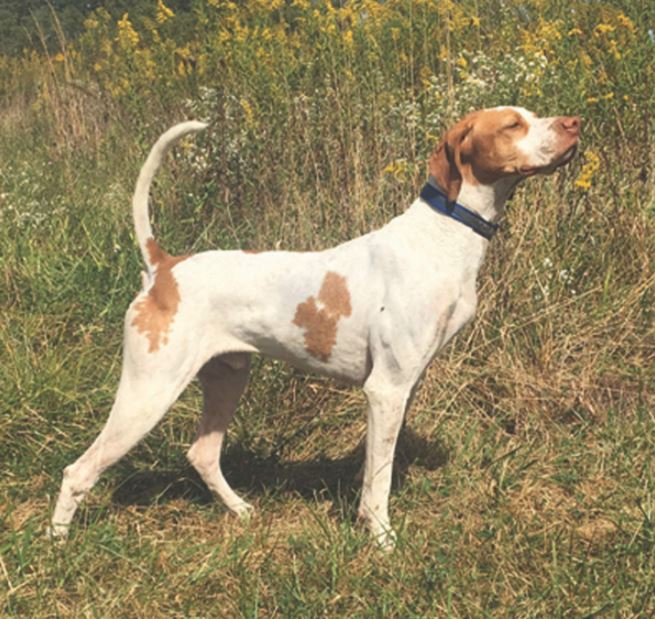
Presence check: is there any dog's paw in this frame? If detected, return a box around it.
[374,528,397,552]
[231,501,254,521]
[47,522,70,542]
[357,508,397,551]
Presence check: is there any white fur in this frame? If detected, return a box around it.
[514,108,577,171]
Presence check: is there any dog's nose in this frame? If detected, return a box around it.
[559,116,581,136]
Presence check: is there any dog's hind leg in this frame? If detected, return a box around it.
[187,353,253,517]
[50,354,198,539]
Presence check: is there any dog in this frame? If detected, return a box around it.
[51,107,579,549]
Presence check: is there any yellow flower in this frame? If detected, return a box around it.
[419,66,432,89]
[337,5,355,22]
[579,51,593,67]
[568,27,583,36]
[141,53,156,80]
[586,96,599,104]
[445,2,473,32]
[241,98,255,125]
[117,13,139,49]
[608,40,621,60]
[156,0,175,24]
[616,13,636,32]
[575,150,600,190]
[537,18,562,42]
[383,158,411,181]
[233,23,248,44]
[84,16,99,30]
[522,18,562,55]
[176,45,192,59]
[594,23,615,36]
[196,52,207,76]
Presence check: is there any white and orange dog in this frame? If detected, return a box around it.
[51,107,579,549]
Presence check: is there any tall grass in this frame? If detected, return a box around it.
[1,0,654,616]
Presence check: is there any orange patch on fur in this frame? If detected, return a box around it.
[131,238,189,353]
[293,271,352,361]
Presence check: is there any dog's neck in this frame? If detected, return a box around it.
[455,176,521,224]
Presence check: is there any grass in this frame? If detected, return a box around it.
[1,0,655,616]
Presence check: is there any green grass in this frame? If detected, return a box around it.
[1,0,655,616]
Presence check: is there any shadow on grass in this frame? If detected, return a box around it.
[111,426,449,519]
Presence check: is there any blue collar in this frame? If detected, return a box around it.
[419,179,499,241]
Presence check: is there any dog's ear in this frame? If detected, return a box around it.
[428,117,474,203]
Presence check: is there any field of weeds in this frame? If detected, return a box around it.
[1,0,654,616]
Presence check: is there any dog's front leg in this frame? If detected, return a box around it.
[358,373,413,551]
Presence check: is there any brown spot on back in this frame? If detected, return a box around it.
[131,238,189,353]
[293,271,352,362]
[318,271,352,316]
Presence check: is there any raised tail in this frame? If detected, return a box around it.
[132,120,208,275]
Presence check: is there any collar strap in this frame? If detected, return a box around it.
[420,180,499,240]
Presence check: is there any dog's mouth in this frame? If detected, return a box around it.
[555,144,578,167]
[518,144,578,176]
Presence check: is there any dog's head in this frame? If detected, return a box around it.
[429,107,580,202]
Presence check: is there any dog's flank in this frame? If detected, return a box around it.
[51,107,579,549]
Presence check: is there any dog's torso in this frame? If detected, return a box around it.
[144,199,485,385]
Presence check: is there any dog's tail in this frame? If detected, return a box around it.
[132,120,208,274]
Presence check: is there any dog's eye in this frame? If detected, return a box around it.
[504,121,522,130]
